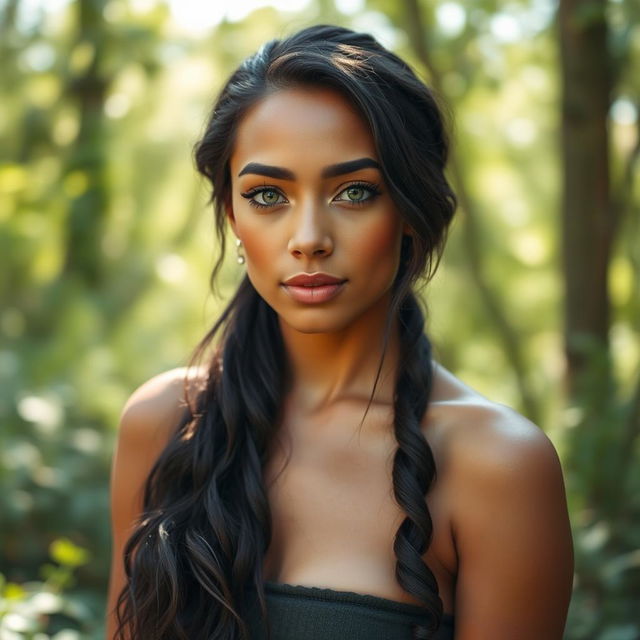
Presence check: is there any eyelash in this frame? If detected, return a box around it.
[240,186,287,209]
[334,181,382,207]
[240,181,382,210]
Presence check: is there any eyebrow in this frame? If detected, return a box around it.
[238,162,294,180]
[237,157,381,180]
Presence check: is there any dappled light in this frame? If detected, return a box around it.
[1,0,638,638]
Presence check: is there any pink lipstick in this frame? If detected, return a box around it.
[281,273,347,304]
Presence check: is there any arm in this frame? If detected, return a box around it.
[450,413,574,639]
[105,368,197,640]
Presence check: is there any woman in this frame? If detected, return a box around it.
[107,25,574,640]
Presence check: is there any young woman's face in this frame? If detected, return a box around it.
[228,87,407,334]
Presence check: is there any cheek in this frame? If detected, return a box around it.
[234,215,284,297]
[232,198,278,269]
[241,232,276,269]
[351,215,403,273]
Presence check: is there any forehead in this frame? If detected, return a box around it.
[230,87,378,174]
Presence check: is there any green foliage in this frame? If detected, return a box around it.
[0,539,98,639]
[562,342,640,639]
[1,0,638,638]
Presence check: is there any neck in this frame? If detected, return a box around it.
[279,293,401,413]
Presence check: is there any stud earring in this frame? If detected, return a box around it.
[236,238,245,264]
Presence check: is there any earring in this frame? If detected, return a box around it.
[236,238,245,264]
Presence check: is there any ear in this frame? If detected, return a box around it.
[402,222,412,236]
[225,197,238,236]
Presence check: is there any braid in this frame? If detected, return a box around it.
[391,292,442,638]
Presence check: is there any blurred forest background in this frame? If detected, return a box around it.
[0,0,638,638]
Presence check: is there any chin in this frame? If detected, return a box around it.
[278,309,357,335]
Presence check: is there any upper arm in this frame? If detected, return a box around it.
[105,368,200,639]
[450,413,574,639]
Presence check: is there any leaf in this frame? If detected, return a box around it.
[3,582,27,600]
[49,538,90,568]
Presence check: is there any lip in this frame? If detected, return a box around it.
[281,272,347,304]
[282,273,346,286]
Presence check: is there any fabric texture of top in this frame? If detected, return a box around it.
[243,581,455,640]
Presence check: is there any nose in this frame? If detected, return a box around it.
[287,198,333,259]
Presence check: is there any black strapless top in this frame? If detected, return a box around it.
[244,581,455,640]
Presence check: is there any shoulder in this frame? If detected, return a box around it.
[446,402,561,498]
[109,366,209,521]
[112,365,208,478]
[107,366,207,635]
[425,360,571,570]
[426,363,573,637]
[429,389,567,548]
[426,361,563,492]
[117,366,208,445]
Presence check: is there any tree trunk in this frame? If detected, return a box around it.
[62,0,110,287]
[558,0,614,395]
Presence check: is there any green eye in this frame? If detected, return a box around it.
[241,187,288,209]
[257,190,281,205]
[334,182,381,205]
[346,187,365,201]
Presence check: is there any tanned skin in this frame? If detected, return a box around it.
[107,88,574,639]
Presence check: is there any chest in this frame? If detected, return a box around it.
[260,411,456,611]
[264,429,402,567]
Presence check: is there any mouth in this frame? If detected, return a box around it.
[281,273,347,304]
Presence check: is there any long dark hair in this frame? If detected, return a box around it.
[114,24,457,640]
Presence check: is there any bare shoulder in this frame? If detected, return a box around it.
[107,366,209,638]
[427,362,573,638]
[426,362,568,530]
[117,366,208,445]
[427,361,562,483]
[109,366,209,526]
[446,400,559,487]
